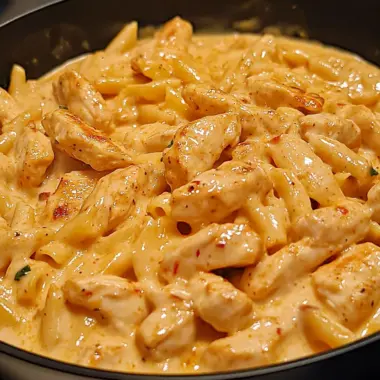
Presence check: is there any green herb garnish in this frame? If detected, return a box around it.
[167,140,174,148]
[14,265,31,281]
[59,105,68,110]
[370,167,379,176]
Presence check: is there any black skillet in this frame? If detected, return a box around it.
[0,0,379,379]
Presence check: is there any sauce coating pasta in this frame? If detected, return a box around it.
[1,16,380,374]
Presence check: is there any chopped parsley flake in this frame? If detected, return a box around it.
[370,167,379,176]
[14,265,31,281]
[167,140,174,148]
[59,105,68,110]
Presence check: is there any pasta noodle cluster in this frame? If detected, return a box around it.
[0,16,380,374]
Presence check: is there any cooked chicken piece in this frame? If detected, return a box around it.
[42,109,132,171]
[155,17,193,51]
[123,123,178,154]
[57,165,149,243]
[41,171,99,224]
[53,70,113,133]
[182,83,236,116]
[160,223,263,282]
[63,275,149,331]
[136,300,196,361]
[240,107,303,140]
[0,88,20,126]
[247,79,324,114]
[231,138,271,165]
[337,105,380,156]
[171,160,271,226]
[367,182,380,224]
[189,272,254,333]
[292,200,372,244]
[312,243,380,328]
[0,227,55,271]
[202,318,282,371]
[182,84,302,139]
[241,201,371,300]
[13,124,54,187]
[300,113,361,149]
[164,113,241,189]
[268,134,344,206]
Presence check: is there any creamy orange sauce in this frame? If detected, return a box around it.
[0,16,380,374]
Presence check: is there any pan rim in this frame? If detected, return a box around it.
[0,0,379,378]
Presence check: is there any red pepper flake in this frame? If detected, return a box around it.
[88,134,107,142]
[134,288,143,294]
[276,327,282,336]
[173,261,179,275]
[336,206,349,215]
[196,249,200,257]
[84,291,93,297]
[270,135,281,144]
[39,192,51,201]
[216,241,226,248]
[53,204,69,219]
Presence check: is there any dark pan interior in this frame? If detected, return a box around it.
[0,0,380,86]
[0,0,380,379]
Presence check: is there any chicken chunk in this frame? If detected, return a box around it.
[292,200,372,245]
[0,88,20,126]
[155,17,193,51]
[182,83,236,116]
[63,275,149,331]
[300,113,361,149]
[41,171,99,224]
[189,272,254,333]
[160,223,263,282]
[57,165,149,243]
[136,300,196,361]
[42,109,132,171]
[163,113,241,189]
[182,84,302,139]
[247,78,324,114]
[231,138,271,165]
[337,105,380,156]
[53,70,113,133]
[202,318,282,371]
[312,243,380,328]
[171,160,271,226]
[13,124,54,187]
[241,201,371,300]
